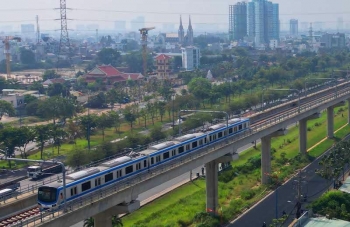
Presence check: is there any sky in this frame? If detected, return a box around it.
[0,0,349,33]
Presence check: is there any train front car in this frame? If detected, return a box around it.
[37,183,60,209]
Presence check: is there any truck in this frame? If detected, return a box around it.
[27,163,63,180]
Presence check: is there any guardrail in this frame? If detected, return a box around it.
[12,82,350,226]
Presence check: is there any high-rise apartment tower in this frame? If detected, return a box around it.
[229,2,247,41]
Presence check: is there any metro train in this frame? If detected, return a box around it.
[37,117,250,209]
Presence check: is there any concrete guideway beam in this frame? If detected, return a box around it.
[261,129,288,184]
[93,200,140,227]
[328,101,346,139]
[299,113,321,154]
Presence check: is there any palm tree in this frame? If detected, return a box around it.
[83,217,94,227]
[111,215,123,227]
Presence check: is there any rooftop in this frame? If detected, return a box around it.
[302,217,350,227]
[339,176,350,193]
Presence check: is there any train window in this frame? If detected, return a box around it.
[218,132,223,138]
[125,165,133,174]
[136,163,141,170]
[117,170,122,178]
[151,157,154,165]
[70,187,77,196]
[186,144,190,150]
[144,160,147,168]
[213,135,217,140]
[192,141,198,148]
[199,140,203,146]
[105,173,113,182]
[172,149,176,156]
[163,152,170,160]
[234,126,237,132]
[82,181,91,192]
[239,124,242,130]
[178,146,184,153]
[156,155,161,162]
[229,128,233,134]
[204,138,207,143]
[210,136,212,142]
[94,178,101,187]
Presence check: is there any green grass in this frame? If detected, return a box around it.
[121,106,350,227]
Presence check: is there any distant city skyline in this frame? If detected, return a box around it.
[0,0,349,34]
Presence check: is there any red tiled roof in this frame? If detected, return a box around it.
[155,54,171,61]
[97,65,122,76]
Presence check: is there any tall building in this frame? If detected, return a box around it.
[290,19,298,36]
[337,17,344,32]
[115,21,126,32]
[321,33,346,48]
[21,24,35,37]
[181,46,200,71]
[229,2,247,41]
[187,16,194,46]
[131,16,145,31]
[178,16,185,45]
[245,0,279,46]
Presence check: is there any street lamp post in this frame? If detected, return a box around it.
[2,157,67,212]
[172,94,176,132]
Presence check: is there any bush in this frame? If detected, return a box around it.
[307,127,312,131]
[240,189,256,200]
[150,125,166,141]
[315,122,322,127]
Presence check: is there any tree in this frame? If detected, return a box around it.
[111,215,123,227]
[188,77,212,107]
[158,101,166,122]
[96,48,121,66]
[51,126,67,154]
[34,124,53,159]
[24,94,38,105]
[87,92,107,108]
[29,81,45,94]
[42,70,60,81]
[47,83,69,97]
[38,96,76,123]
[150,125,166,141]
[123,105,137,130]
[0,100,15,121]
[17,126,35,159]
[78,114,98,149]
[146,102,157,125]
[0,127,24,168]
[67,119,82,144]
[108,111,121,133]
[97,113,113,141]
[20,48,36,65]
[83,217,94,227]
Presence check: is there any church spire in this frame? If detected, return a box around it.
[178,15,185,45]
[187,15,194,46]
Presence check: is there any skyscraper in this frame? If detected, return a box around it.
[229,2,247,41]
[241,0,279,46]
[290,19,298,36]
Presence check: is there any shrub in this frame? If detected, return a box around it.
[307,127,312,131]
[240,189,256,200]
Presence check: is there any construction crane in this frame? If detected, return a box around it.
[139,27,155,77]
[1,36,21,80]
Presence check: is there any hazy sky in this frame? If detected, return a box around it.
[1,0,349,33]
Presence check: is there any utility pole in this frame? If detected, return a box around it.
[293,170,306,219]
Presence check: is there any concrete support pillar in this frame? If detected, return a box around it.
[299,119,307,154]
[348,99,350,125]
[327,106,334,139]
[261,136,271,184]
[206,160,218,212]
[94,210,113,227]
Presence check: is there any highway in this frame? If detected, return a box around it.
[229,139,347,227]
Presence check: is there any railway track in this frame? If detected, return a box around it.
[0,206,40,227]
